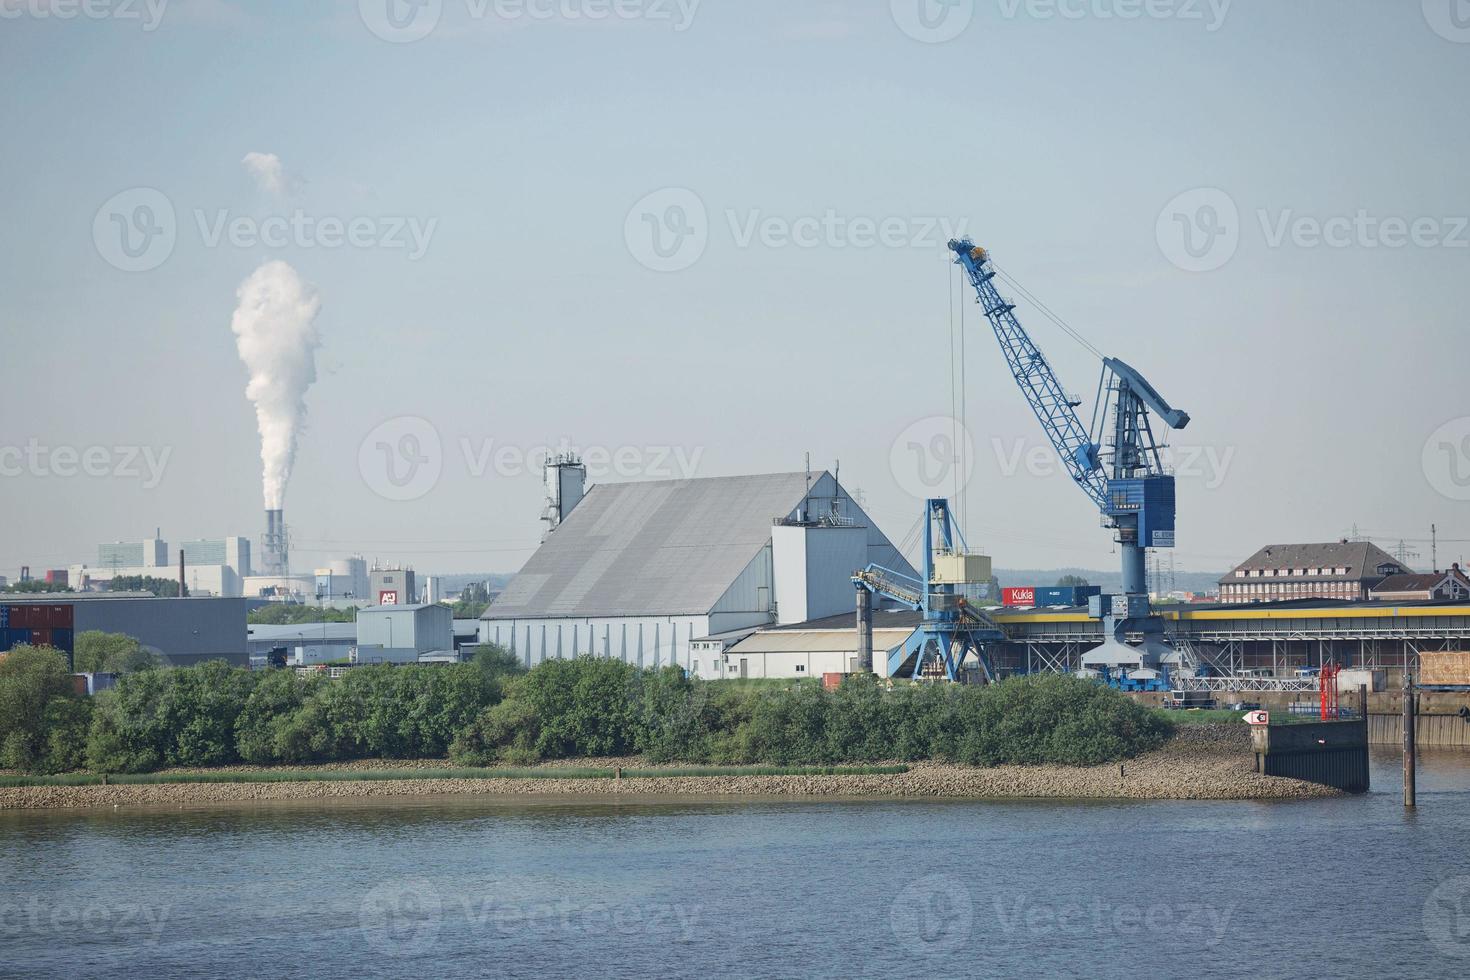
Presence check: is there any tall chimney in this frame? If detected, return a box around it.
[179,549,186,598]
[263,509,288,577]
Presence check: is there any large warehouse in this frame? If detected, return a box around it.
[0,593,249,667]
[480,470,915,671]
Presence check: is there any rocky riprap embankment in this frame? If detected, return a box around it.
[0,725,1335,810]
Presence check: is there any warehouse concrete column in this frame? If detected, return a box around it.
[856,586,873,673]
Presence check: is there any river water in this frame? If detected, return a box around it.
[3,749,1470,979]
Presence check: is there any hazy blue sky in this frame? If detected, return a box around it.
[2,0,1468,580]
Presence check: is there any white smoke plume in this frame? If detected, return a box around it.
[230,260,321,510]
[242,151,286,195]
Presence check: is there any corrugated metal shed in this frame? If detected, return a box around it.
[486,472,837,620]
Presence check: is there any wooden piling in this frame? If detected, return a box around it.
[1404,674,1417,809]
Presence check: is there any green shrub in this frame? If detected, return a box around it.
[0,645,86,773]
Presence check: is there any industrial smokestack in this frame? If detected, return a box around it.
[262,508,288,577]
[178,549,186,599]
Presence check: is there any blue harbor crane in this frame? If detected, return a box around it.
[852,498,1004,681]
[948,239,1192,683]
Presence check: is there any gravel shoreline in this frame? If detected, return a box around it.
[0,726,1336,811]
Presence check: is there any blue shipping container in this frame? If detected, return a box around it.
[5,629,29,649]
[52,628,74,651]
[0,606,8,628]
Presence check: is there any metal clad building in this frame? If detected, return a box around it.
[481,471,914,674]
[0,594,248,667]
[357,603,453,663]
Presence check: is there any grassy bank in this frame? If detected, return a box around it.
[0,764,909,789]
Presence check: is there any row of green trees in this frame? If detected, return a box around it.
[0,645,1171,775]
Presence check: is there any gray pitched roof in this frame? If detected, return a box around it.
[1219,541,1408,585]
[484,472,836,620]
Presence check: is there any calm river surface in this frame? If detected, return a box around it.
[4,750,1470,979]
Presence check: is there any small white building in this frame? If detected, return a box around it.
[714,610,920,680]
[356,603,453,664]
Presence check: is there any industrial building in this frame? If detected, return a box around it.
[357,603,453,664]
[81,534,253,597]
[247,622,357,666]
[314,556,370,605]
[1217,542,1409,605]
[719,610,920,680]
[369,565,418,606]
[480,469,915,670]
[1369,566,1470,602]
[0,593,248,667]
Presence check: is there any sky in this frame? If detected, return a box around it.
[1,0,1468,581]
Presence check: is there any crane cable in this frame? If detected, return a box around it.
[990,262,1105,361]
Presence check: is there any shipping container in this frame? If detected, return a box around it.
[0,606,8,628]
[8,605,38,628]
[30,628,52,648]
[70,675,89,697]
[52,628,74,652]
[7,629,31,648]
[1032,586,1103,607]
[1003,587,1037,607]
